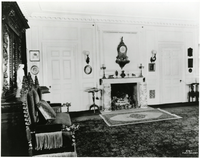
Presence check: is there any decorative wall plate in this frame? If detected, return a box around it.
[30,65,39,75]
[84,65,92,75]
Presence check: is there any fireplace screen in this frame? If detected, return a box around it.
[111,83,137,110]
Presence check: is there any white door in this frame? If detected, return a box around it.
[160,44,183,104]
[43,43,79,111]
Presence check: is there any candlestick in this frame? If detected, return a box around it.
[138,63,144,77]
[101,64,106,79]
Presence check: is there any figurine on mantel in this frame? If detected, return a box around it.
[16,64,25,98]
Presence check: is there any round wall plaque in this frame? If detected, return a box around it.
[30,65,39,75]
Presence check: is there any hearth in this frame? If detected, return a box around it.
[111,83,137,110]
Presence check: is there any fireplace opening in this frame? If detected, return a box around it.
[111,83,137,110]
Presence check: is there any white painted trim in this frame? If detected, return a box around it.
[27,13,198,28]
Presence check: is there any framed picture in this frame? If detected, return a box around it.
[187,48,193,57]
[30,50,40,62]
[149,63,155,72]
[188,58,193,68]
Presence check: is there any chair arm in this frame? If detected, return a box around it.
[50,103,62,113]
[31,123,63,133]
[49,103,62,107]
[64,124,80,132]
[31,122,79,133]
[63,124,79,147]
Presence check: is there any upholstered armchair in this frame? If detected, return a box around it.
[21,73,79,156]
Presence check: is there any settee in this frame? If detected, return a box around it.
[20,73,78,156]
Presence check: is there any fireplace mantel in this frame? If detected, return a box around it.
[101,77,147,112]
[101,77,143,84]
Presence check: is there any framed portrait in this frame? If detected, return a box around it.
[149,63,155,72]
[30,50,40,62]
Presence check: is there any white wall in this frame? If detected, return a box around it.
[26,14,199,111]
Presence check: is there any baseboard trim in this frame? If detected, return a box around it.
[148,102,199,108]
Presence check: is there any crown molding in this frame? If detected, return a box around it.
[28,13,198,28]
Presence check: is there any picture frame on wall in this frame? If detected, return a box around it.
[30,50,40,62]
[149,63,155,72]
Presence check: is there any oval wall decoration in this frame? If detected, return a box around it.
[30,65,39,75]
[84,65,92,75]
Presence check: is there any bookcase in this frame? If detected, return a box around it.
[1,2,29,156]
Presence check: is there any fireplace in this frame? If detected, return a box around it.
[111,83,137,110]
[101,77,147,112]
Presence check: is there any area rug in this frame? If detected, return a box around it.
[34,152,77,157]
[100,108,182,126]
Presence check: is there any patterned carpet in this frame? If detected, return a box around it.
[100,108,181,126]
[71,104,199,157]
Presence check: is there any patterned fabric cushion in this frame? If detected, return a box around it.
[53,113,72,126]
[27,88,40,123]
[37,100,56,120]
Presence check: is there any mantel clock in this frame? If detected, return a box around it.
[116,37,130,69]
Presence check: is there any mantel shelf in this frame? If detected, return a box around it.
[101,77,143,84]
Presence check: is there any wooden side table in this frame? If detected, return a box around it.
[85,87,101,113]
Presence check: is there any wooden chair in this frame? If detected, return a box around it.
[188,83,199,102]
[20,73,79,156]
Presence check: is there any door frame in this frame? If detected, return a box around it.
[41,41,80,110]
[158,42,185,104]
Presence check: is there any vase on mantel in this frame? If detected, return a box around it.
[120,70,126,78]
[115,70,118,78]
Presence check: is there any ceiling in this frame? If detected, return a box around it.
[18,1,200,22]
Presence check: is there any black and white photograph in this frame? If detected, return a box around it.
[1,0,199,157]
[29,50,40,61]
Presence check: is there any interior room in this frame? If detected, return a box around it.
[1,1,199,157]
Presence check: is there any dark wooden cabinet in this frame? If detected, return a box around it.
[1,2,29,156]
[1,102,28,156]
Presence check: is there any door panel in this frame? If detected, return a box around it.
[44,44,78,109]
[63,60,71,79]
[160,45,183,104]
[52,60,60,79]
